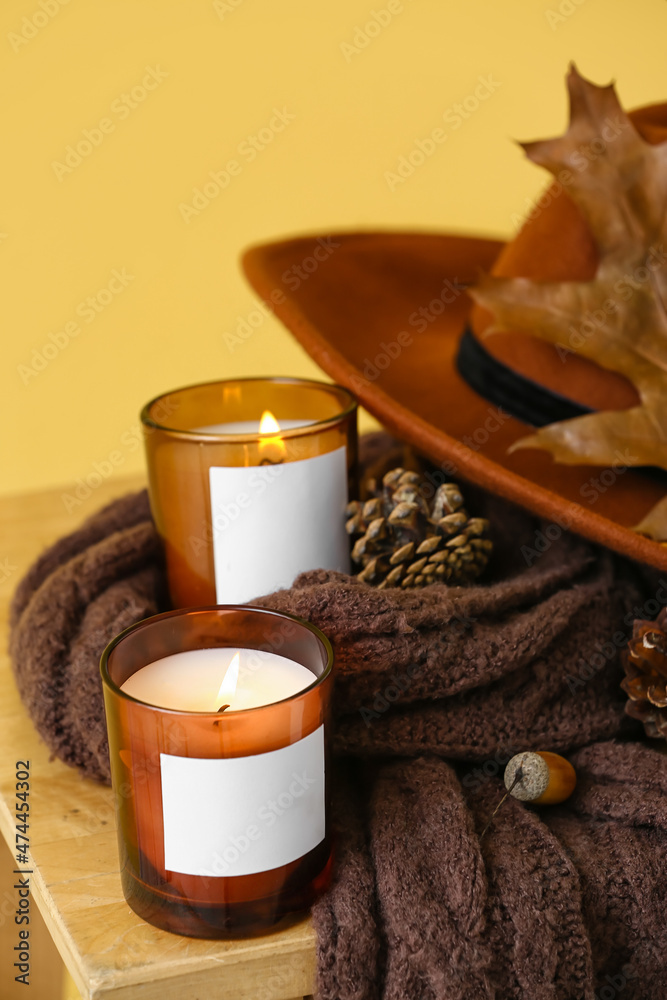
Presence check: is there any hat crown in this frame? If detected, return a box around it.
[469,101,667,412]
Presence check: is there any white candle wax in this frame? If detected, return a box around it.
[193,419,315,434]
[120,647,314,712]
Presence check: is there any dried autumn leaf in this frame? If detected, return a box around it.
[470,65,667,536]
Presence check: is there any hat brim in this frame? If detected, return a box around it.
[242,230,667,570]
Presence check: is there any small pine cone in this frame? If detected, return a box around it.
[346,467,492,589]
[621,608,667,739]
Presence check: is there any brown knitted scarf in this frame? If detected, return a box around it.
[9,435,666,998]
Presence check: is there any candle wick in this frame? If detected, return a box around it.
[259,457,285,466]
[217,704,231,713]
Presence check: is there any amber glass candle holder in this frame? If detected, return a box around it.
[141,377,358,609]
[100,606,333,938]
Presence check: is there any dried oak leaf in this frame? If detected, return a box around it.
[470,65,667,538]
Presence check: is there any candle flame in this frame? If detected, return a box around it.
[259,410,281,435]
[216,651,240,708]
[258,409,286,462]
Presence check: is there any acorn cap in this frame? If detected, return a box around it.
[504,752,550,802]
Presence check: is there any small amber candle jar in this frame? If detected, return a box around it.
[141,377,358,608]
[100,606,333,938]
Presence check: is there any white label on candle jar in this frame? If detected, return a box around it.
[209,446,349,603]
[160,725,325,878]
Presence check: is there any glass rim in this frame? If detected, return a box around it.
[99,604,334,717]
[140,376,357,441]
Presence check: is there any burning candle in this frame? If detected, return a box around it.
[141,378,358,607]
[119,646,315,712]
[195,411,314,435]
[202,408,350,603]
[194,410,298,468]
[101,605,334,937]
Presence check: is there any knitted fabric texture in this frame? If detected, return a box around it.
[9,435,666,998]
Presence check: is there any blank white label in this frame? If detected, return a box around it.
[209,447,349,603]
[160,726,326,878]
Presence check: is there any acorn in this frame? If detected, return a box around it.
[504,751,577,805]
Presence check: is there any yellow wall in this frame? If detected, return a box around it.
[3,0,666,499]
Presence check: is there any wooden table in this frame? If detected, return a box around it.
[0,476,316,1000]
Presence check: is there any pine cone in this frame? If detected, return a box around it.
[346,467,492,589]
[621,608,667,739]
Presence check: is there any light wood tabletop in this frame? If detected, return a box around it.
[0,475,315,1000]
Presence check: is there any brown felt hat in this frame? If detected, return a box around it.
[242,91,667,571]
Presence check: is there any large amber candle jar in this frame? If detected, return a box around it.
[141,377,358,608]
[101,605,334,937]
